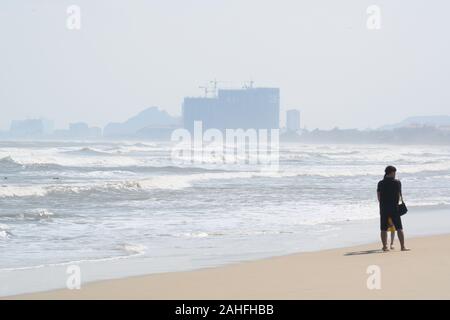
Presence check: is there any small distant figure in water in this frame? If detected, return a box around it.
[377,166,410,252]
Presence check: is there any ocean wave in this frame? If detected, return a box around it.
[0,224,12,239]
[120,244,147,255]
[0,156,64,173]
[278,161,450,178]
[0,181,167,199]
[0,154,142,171]
[0,156,233,175]
[29,209,55,218]
[283,150,361,158]
[177,232,210,238]
[1,162,450,199]
[0,171,274,199]
[401,152,450,159]
[63,147,116,156]
[174,230,295,238]
[0,185,48,198]
[3,150,450,178]
[0,209,55,221]
[408,202,450,211]
[0,156,23,171]
[0,250,145,272]
[107,143,159,153]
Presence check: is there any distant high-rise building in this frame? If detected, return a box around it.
[9,118,54,137]
[69,122,90,134]
[53,122,102,139]
[183,87,280,132]
[286,109,301,132]
[69,122,102,138]
[42,119,54,135]
[10,119,44,137]
[183,97,218,132]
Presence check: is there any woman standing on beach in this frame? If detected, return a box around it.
[377,166,410,252]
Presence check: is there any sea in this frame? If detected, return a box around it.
[1,141,450,296]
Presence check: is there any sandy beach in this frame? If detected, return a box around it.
[8,234,450,300]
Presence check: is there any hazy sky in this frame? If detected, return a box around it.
[1,0,449,130]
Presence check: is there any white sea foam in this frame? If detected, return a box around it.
[30,209,54,218]
[0,224,11,239]
[0,154,141,170]
[1,141,450,289]
[1,158,450,199]
[0,253,144,273]
[121,244,147,255]
[0,185,47,198]
[64,147,115,156]
[0,171,276,198]
[179,232,210,238]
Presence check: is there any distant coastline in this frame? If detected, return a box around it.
[2,126,450,145]
[281,126,450,145]
[1,110,450,144]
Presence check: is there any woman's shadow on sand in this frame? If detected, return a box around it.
[344,249,384,256]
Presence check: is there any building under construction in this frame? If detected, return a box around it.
[182,84,280,132]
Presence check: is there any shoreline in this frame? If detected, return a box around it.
[4,206,450,298]
[8,234,450,300]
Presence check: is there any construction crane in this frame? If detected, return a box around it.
[209,79,226,96]
[199,79,256,97]
[199,79,224,97]
[209,79,242,93]
[198,86,210,98]
[243,80,255,89]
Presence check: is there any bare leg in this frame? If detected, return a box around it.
[390,231,395,250]
[397,229,410,251]
[381,231,389,251]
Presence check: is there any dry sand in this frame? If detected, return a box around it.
[9,234,450,300]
